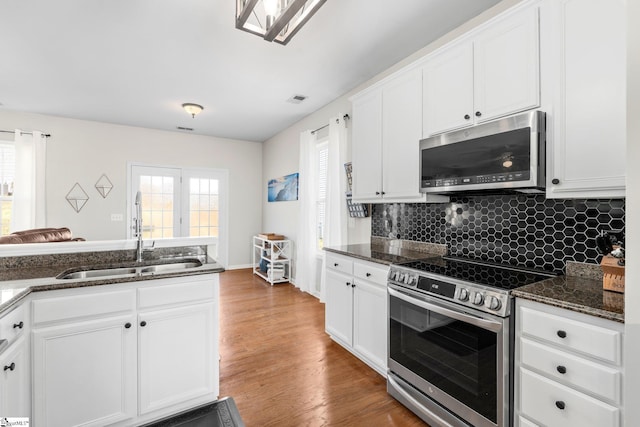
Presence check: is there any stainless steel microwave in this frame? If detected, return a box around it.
[420,110,546,193]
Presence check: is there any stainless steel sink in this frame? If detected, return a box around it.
[56,259,203,280]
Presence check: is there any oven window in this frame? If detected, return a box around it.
[389,295,498,423]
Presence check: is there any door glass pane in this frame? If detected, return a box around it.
[188,178,219,237]
[139,174,175,239]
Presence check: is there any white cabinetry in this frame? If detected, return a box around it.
[252,236,291,285]
[515,298,623,427]
[0,303,30,418]
[351,69,448,204]
[543,0,626,198]
[32,274,219,427]
[325,253,388,376]
[423,4,540,136]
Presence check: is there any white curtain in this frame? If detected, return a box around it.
[320,115,349,301]
[11,130,46,232]
[295,130,317,294]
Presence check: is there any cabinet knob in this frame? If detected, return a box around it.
[475,111,482,117]
[556,365,567,374]
[381,191,385,195]
[551,178,560,185]
[351,283,356,288]
[13,321,23,329]
[140,321,147,327]
[366,273,371,277]
[557,330,567,338]
[3,362,15,372]
[464,114,470,120]
[334,263,339,267]
[375,191,380,195]
[346,282,351,287]
[555,401,566,410]
[124,322,132,329]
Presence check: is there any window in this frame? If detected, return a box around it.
[131,165,226,241]
[0,144,15,235]
[316,140,328,251]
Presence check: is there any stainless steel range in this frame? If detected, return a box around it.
[387,256,556,427]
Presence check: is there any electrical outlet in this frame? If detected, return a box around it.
[111,214,123,222]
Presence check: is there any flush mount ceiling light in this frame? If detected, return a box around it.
[236,0,327,45]
[182,103,204,118]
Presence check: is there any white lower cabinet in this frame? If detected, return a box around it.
[515,299,623,427]
[31,274,219,427]
[325,253,388,376]
[0,302,30,419]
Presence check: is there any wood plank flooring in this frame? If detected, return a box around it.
[218,269,426,426]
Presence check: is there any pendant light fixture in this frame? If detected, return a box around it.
[236,0,327,45]
[182,103,204,118]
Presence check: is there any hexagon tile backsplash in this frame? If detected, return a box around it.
[371,194,625,273]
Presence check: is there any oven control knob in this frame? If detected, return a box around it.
[458,288,469,301]
[404,274,411,284]
[486,296,502,311]
[473,292,484,306]
[397,273,404,282]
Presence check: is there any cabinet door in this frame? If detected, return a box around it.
[351,89,383,200]
[0,336,30,418]
[33,315,137,427]
[422,42,474,136]
[352,279,387,374]
[138,302,217,415]
[325,269,354,346]
[474,6,540,122]
[546,0,625,198]
[382,68,424,200]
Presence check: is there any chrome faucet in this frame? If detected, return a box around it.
[134,191,144,262]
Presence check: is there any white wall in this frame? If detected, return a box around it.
[624,0,639,424]
[0,110,263,268]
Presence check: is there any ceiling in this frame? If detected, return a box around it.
[0,0,501,142]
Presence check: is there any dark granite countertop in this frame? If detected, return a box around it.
[326,242,623,323]
[512,275,624,323]
[0,258,225,315]
[324,243,443,265]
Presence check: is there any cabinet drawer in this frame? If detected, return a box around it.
[0,304,28,346]
[33,290,136,325]
[520,337,621,404]
[520,368,620,427]
[326,254,353,276]
[138,277,216,309]
[353,261,388,286]
[519,306,621,364]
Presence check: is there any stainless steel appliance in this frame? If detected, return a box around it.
[387,256,555,427]
[420,111,545,194]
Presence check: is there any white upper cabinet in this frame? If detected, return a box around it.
[351,68,447,203]
[423,5,540,137]
[544,0,626,198]
[351,89,383,201]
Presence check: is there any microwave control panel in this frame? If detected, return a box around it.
[422,171,530,188]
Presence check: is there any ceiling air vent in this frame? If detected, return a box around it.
[176,126,194,131]
[287,95,307,104]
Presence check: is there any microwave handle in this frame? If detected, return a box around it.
[388,287,503,332]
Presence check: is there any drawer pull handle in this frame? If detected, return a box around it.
[557,365,567,374]
[557,330,567,338]
[3,363,15,372]
[555,401,565,410]
[140,321,147,327]
[13,321,24,329]
[366,273,371,277]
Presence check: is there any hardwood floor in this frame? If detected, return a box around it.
[218,269,427,427]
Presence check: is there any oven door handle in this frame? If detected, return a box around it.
[388,287,503,332]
